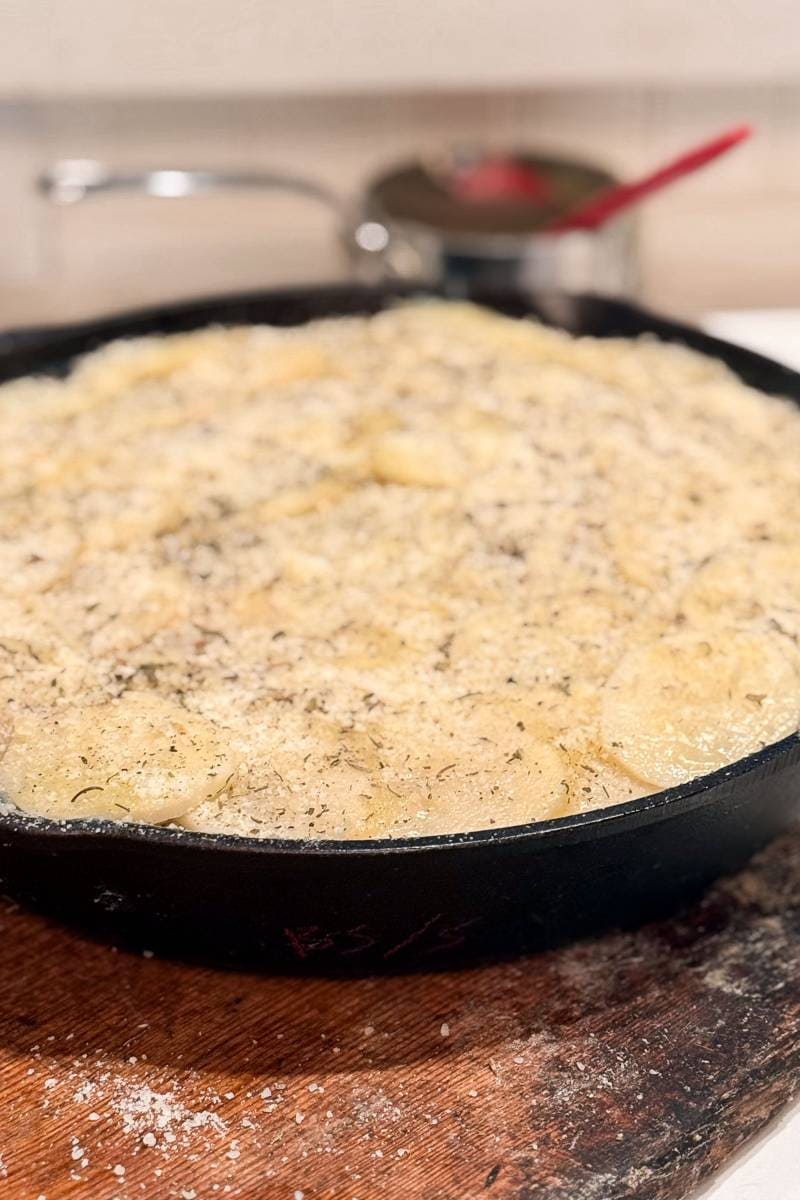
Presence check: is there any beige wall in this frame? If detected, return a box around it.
[0,84,798,325]
[0,0,798,96]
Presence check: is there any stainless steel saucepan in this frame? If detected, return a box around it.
[39,152,638,298]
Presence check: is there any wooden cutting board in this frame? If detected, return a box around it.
[0,832,798,1200]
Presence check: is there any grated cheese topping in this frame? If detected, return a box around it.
[0,301,799,839]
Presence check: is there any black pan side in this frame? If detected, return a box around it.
[1,282,799,970]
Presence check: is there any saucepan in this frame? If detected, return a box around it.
[0,282,798,970]
[38,154,639,298]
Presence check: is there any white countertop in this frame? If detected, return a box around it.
[704,310,800,373]
[698,1103,800,1200]
[698,310,800,1200]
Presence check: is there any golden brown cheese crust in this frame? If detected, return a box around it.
[0,302,798,838]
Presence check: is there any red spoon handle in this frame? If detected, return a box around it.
[546,124,753,233]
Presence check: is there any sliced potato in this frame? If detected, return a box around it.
[51,559,190,656]
[423,735,566,833]
[370,429,464,488]
[559,738,648,815]
[600,630,800,788]
[0,711,12,760]
[247,342,333,390]
[374,300,557,361]
[334,620,417,672]
[251,475,352,523]
[0,525,81,597]
[72,332,233,400]
[82,490,186,551]
[179,714,381,839]
[0,594,60,667]
[227,585,281,629]
[0,693,236,822]
[682,541,800,638]
[373,698,568,835]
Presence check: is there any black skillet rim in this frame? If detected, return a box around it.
[1,281,799,857]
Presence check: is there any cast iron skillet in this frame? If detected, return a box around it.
[0,282,799,971]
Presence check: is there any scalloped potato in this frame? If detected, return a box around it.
[0,302,799,837]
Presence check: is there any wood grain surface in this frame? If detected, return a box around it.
[0,832,799,1200]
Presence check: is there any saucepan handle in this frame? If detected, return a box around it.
[37,159,344,214]
[37,159,403,278]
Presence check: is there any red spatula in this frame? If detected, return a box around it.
[545,124,753,233]
[447,155,554,204]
